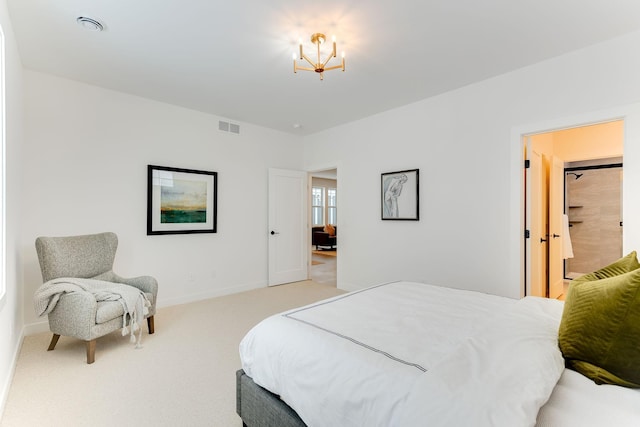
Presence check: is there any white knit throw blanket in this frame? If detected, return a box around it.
[34,278,151,348]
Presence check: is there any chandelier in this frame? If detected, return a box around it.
[293,33,345,80]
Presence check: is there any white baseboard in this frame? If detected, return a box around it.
[0,327,24,419]
[23,320,49,336]
[155,280,267,309]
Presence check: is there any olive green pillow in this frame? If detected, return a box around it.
[572,251,640,283]
[558,267,640,387]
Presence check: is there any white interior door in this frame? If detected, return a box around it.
[268,168,308,286]
[548,155,565,298]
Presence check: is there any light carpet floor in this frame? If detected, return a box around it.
[1,281,345,427]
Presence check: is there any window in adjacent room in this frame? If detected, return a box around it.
[327,188,337,225]
[311,186,324,226]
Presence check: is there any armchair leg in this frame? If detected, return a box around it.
[47,334,60,351]
[147,316,155,334]
[86,340,96,364]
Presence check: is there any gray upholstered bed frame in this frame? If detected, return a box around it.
[236,369,307,427]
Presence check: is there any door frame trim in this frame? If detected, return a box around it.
[511,106,636,298]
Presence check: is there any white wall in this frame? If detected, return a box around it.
[0,0,23,414]
[304,30,640,298]
[21,71,303,330]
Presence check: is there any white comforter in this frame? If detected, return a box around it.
[536,369,640,426]
[240,281,566,427]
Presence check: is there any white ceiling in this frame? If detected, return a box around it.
[7,0,640,135]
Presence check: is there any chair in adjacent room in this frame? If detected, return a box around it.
[34,232,158,364]
[312,225,337,250]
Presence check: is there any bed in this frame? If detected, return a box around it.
[237,281,640,426]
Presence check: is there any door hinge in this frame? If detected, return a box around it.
[524,229,530,239]
[524,160,530,169]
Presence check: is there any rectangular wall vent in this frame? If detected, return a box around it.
[219,120,240,134]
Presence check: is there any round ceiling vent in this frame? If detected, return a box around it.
[76,17,104,32]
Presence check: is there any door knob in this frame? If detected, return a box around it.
[552,234,560,238]
[270,230,280,235]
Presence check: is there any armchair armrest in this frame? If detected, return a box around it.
[47,292,98,341]
[112,273,158,297]
[93,271,158,297]
[91,271,158,318]
[109,273,158,317]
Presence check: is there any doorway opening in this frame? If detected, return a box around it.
[523,120,623,298]
[309,169,337,287]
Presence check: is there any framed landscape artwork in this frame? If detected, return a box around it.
[381,169,419,221]
[147,165,217,235]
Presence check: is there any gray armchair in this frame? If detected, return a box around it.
[35,232,157,364]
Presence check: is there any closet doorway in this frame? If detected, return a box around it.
[525,120,623,298]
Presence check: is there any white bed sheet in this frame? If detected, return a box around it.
[239,281,640,427]
[536,369,640,426]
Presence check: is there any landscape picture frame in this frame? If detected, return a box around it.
[147,165,217,235]
[381,169,419,221]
